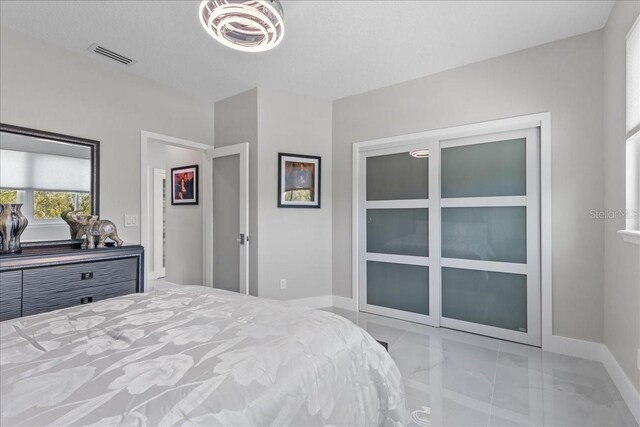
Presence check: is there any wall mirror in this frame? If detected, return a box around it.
[0,123,99,245]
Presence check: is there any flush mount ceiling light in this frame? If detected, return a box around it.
[409,150,430,158]
[199,0,285,53]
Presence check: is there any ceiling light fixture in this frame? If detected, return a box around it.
[409,150,430,158]
[199,0,285,53]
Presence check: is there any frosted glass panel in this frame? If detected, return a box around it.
[367,152,428,200]
[367,208,428,257]
[442,207,526,263]
[367,261,428,315]
[442,138,526,198]
[442,267,527,332]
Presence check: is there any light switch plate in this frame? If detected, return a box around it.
[124,214,138,227]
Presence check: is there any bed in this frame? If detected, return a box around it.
[0,285,407,426]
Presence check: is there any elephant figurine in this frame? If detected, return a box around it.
[69,213,124,249]
[61,205,86,239]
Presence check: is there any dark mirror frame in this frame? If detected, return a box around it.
[0,123,100,248]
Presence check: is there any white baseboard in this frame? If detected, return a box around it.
[288,295,356,310]
[543,334,604,361]
[289,295,640,424]
[332,295,357,310]
[287,295,332,309]
[599,345,640,424]
[543,334,639,424]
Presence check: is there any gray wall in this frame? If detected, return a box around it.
[256,88,333,300]
[0,27,215,246]
[214,89,259,296]
[332,31,605,343]
[603,1,640,392]
[214,88,332,300]
[164,145,204,286]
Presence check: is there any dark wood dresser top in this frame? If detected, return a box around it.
[0,244,144,271]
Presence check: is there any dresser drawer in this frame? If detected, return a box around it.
[0,270,21,298]
[23,258,138,289]
[22,279,138,317]
[0,271,22,321]
[1,245,143,319]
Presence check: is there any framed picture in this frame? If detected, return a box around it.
[171,164,198,205]
[278,153,321,208]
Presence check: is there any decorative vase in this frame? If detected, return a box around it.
[0,203,29,254]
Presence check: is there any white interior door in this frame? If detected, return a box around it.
[357,141,441,325]
[152,168,166,279]
[208,143,249,294]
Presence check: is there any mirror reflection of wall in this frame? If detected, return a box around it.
[0,131,92,242]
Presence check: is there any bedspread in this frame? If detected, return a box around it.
[0,286,407,426]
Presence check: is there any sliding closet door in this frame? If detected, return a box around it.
[358,142,440,325]
[439,129,540,346]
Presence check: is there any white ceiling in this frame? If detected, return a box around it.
[0,1,614,103]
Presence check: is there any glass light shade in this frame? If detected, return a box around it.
[409,149,429,158]
[199,0,285,52]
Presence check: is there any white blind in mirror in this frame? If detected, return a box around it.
[0,149,91,192]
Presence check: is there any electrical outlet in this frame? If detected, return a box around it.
[124,214,138,227]
[280,279,287,289]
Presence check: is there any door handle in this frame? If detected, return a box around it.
[237,233,245,245]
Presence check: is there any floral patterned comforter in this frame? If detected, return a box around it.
[0,286,407,426]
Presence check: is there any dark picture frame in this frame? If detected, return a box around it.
[171,164,199,205]
[277,153,321,208]
[0,123,100,249]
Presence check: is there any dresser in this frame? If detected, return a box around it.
[0,244,144,321]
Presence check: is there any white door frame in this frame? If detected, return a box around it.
[208,142,250,295]
[140,130,213,288]
[148,168,166,280]
[352,112,552,348]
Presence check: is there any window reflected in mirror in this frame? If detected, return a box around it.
[0,129,95,242]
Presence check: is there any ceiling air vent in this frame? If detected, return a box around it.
[87,43,136,66]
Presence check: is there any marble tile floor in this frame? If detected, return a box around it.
[146,281,637,426]
[322,307,638,427]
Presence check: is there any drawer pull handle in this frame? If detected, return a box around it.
[80,296,93,305]
[81,272,94,280]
